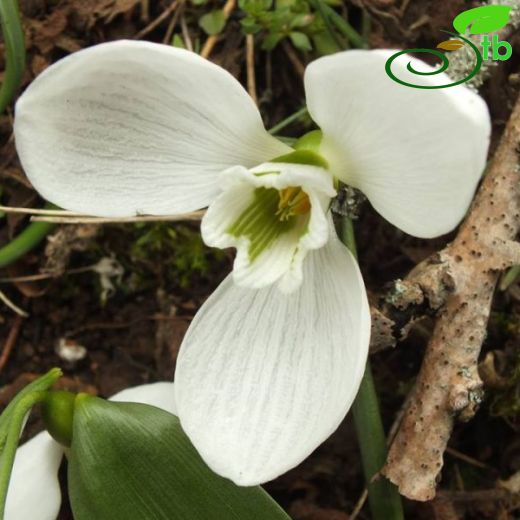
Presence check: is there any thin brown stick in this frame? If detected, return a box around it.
[349,488,368,520]
[438,488,516,502]
[30,211,205,225]
[0,315,23,373]
[180,13,193,52]
[281,40,305,78]
[0,265,99,283]
[199,0,236,59]
[382,94,520,500]
[163,1,184,44]
[133,0,179,39]
[0,206,85,216]
[246,34,258,105]
[0,291,28,317]
[446,447,491,470]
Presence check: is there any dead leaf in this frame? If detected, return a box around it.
[498,471,520,494]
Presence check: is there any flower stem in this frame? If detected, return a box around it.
[0,204,58,269]
[0,391,46,518]
[0,368,62,518]
[308,0,347,51]
[500,264,520,290]
[319,3,367,49]
[268,106,309,136]
[0,0,26,114]
[340,216,404,520]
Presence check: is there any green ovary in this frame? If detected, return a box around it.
[228,186,311,261]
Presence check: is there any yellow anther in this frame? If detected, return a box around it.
[276,187,311,221]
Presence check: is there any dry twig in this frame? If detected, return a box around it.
[200,0,236,59]
[133,0,179,39]
[30,211,204,225]
[281,40,306,78]
[246,34,258,105]
[382,94,520,500]
[0,315,24,373]
[0,291,28,317]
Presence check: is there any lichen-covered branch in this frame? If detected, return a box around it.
[381,94,520,501]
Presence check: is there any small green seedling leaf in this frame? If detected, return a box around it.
[69,396,290,520]
[199,9,226,35]
[240,16,261,34]
[171,34,186,48]
[312,32,341,55]
[289,13,313,29]
[437,39,465,51]
[261,32,284,50]
[289,31,312,51]
[453,5,512,35]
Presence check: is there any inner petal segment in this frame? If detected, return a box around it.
[228,187,310,261]
[201,160,335,292]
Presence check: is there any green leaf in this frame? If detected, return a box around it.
[312,31,341,55]
[171,34,186,48]
[0,0,26,113]
[261,32,284,50]
[289,13,313,29]
[453,5,512,35]
[289,31,312,51]
[69,396,291,520]
[240,16,261,34]
[199,9,226,36]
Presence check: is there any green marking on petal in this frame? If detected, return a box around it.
[253,170,282,177]
[228,187,310,262]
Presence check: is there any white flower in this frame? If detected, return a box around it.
[13,41,490,486]
[5,382,176,520]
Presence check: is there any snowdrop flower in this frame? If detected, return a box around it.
[5,382,176,519]
[14,41,490,485]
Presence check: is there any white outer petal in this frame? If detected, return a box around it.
[110,381,177,415]
[5,432,64,520]
[174,226,370,485]
[305,49,491,238]
[14,40,289,217]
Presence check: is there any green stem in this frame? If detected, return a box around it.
[340,217,404,520]
[0,204,58,269]
[0,0,26,113]
[322,4,367,49]
[308,0,347,50]
[0,368,62,517]
[500,264,520,291]
[268,106,309,136]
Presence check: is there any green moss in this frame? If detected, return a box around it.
[128,223,227,289]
